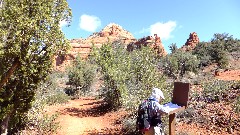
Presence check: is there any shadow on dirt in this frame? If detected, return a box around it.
[84,127,123,135]
[57,100,112,117]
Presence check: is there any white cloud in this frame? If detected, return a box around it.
[79,14,101,32]
[149,21,177,40]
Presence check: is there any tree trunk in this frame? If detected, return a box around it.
[0,58,20,91]
[0,115,10,135]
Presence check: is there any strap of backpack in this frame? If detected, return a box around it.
[147,99,152,121]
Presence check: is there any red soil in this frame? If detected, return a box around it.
[215,69,240,81]
[47,97,127,135]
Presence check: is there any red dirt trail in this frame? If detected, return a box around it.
[47,97,126,135]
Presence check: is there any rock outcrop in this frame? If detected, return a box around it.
[127,34,167,56]
[99,23,134,39]
[54,23,168,71]
[181,32,200,51]
[87,23,135,45]
[54,23,136,70]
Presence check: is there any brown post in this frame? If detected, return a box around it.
[169,113,176,135]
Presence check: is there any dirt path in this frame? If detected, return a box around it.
[47,97,126,135]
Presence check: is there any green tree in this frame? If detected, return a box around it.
[211,33,240,53]
[169,43,178,54]
[93,43,168,111]
[68,55,96,98]
[193,42,212,67]
[0,0,71,134]
[160,50,200,79]
[194,33,240,68]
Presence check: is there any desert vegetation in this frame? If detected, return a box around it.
[61,33,240,134]
[0,0,240,134]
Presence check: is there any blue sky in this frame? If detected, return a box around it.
[61,0,240,53]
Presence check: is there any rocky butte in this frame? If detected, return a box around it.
[54,23,167,71]
[127,34,167,56]
[181,32,200,51]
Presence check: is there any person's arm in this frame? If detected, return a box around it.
[155,102,168,115]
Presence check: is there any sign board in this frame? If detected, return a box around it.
[164,82,190,135]
[162,82,190,114]
[172,82,190,107]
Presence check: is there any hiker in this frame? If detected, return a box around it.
[137,87,166,135]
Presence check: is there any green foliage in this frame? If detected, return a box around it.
[234,96,240,113]
[202,80,233,103]
[0,0,71,133]
[211,33,240,53]
[18,97,60,135]
[160,50,200,79]
[124,46,168,110]
[232,81,240,113]
[36,71,70,105]
[67,55,96,97]
[92,42,168,111]
[193,33,240,68]
[12,71,68,134]
[121,115,141,135]
[193,42,213,67]
[194,42,229,68]
[169,43,178,54]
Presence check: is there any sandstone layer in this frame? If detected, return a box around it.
[54,23,167,71]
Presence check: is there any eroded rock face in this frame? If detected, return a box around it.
[54,23,136,71]
[98,23,134,38]
[127,34,167,56]
[54,24,167,71]
[181,32,200,51]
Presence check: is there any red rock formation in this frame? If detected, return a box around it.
[54,24,169,71]
[54,23,136,71]
[95,23,134,39]
[181,32,200,51]
[127,34,167,56]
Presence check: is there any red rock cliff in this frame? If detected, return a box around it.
[181,32,200,51]
[127,34,167,56]
[54,23,136,71]
[54,24,168,71]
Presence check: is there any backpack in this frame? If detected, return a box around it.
[136,99,152,132]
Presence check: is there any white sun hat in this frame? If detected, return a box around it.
[152,87,165,99]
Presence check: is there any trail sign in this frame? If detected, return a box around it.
[162,82,190,135]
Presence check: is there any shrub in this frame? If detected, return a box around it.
[92,43,169,111]
[193,33,240,68]
[67,55,96,97]
[16,71,70,134]
[234,96,240,113]
[160,50,200,79]
[121,115,141,135]
[212,33,240,53]
[201,80,233,103]
[210,44,229,68]
[36,71,70,105]
[169,43,178,54]
[17,98,60,135]
[6,71,69,134]
[192,42,212,67]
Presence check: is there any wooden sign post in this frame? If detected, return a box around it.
[163,82,190,135]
